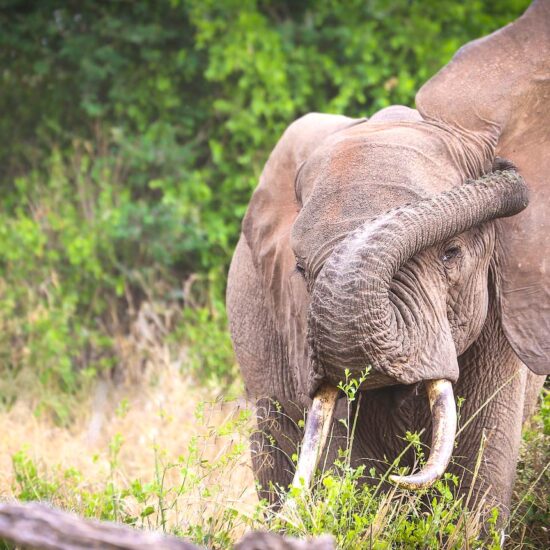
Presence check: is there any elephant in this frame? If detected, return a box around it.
[227,0,549,523]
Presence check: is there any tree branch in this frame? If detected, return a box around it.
[0,502,335,550]
[0,502,197,550]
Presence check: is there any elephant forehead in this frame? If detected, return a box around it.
[291,123,462,265]
[291,180,424,266]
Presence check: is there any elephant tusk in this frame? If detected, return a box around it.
[390,379,457,490]
[291,384,339,490]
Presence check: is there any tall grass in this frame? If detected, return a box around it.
[2,365,547,549]
[0,145,547,548]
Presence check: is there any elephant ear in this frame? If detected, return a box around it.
[242,113,365,401]
[242,113,365,325]
[416,0,550,374]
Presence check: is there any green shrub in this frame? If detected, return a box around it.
[10,389,548,548]
[0,1,532,410]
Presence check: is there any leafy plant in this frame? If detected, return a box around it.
[10,386,548,548]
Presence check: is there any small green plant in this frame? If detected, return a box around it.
[8,385,549,548]
[272,458,501,549]
[337,367,370,440]
[12,449,61,502]
[269,372,509,549]
[508,388,550,548]
[10,399,260,549]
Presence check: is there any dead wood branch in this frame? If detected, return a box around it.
[0,502,198,550]
[0,502,335,550]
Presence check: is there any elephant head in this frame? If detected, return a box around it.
[242,0,550,491]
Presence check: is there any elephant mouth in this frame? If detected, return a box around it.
[291,379,457,492]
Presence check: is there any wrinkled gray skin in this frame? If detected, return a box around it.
[227,0,549,522]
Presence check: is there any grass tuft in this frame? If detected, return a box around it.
[1,369,547,548]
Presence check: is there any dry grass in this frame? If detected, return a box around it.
[0,365,258,539]
[1,372,548,548]
[0,300,547,549]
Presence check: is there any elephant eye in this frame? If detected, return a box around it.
[442,245,462,264]
[295,263,306,278]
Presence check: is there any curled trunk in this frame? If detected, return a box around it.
[308,168,528,393]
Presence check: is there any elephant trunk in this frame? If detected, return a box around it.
[295,165,528,495]
[307,166,528,391]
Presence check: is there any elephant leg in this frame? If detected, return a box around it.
[228,236,303,503]
[251,397,303,505]
[522,370,546,424]
[452,300,528,527]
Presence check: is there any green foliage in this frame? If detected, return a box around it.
[10,389,548,548]
[0,1,532,408]
[11,401,258,548]
[12,449,60,501]
[279,466,501,549]
[511,389,550,548]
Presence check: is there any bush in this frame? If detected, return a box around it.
[10,387,549,548]
[0,1,531,410]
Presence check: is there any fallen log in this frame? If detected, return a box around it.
[0,502,335,550]
[235,531,335,549]
[0,502,196,549]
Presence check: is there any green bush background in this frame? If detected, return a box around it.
[0,0,531,419]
